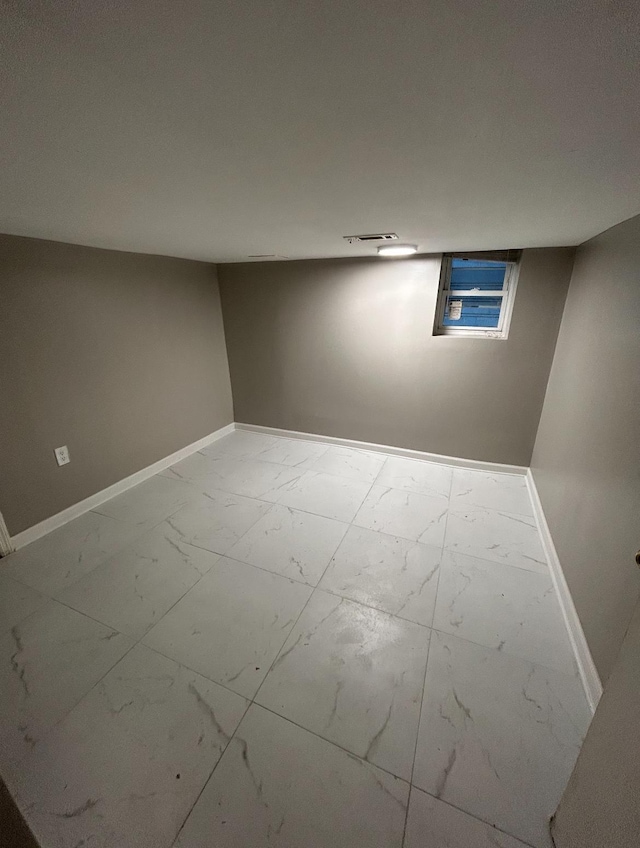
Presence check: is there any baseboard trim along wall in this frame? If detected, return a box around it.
[235,423,529,476]
[9,423,235,551]
[0,512,13,557]
[526,469,603,713]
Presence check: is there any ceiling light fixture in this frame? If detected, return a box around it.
[377,244,418,257]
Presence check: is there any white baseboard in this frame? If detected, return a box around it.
[9,423,236,551]
[0,511,13,557]
[526,469,602,713]
[236,423,528,476]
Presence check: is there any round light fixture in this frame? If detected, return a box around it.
[377,244,418,257]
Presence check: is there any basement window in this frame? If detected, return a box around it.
[434,251,521,339]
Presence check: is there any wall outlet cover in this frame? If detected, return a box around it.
[54,445,70,466]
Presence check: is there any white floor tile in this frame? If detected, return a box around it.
[174,704,409,848]
[377,456,453,499]
[445,505,547,573]
[413,631,590,848]
[198,457,305,502]
[143,557,311,698]
[354,485,448,546]
[201,430,281,459]
[252,437,331,468]
[308,446,386,483]
[92,473,197,528]
[450,469,533,516]
[57,523,219,638]
[0,575,47,634]
[226,504,348,586]
[405,788,531,848]
[319,525,441,626]
[256,590,430,779]
[162,490,271,555]
[0,600,131,766]
[276,471,372,522]
[160,449,226,483]
[434,550,576,674]
[8,644,247,848]
[1,511,143,595]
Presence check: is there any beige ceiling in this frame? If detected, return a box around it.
[2,0,639,262]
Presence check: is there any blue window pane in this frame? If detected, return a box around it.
[442,295,502,328]
[450,258,507,291]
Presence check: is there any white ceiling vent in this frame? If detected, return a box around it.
[342,233,399,244]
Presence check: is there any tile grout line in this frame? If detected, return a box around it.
[6,493,251,778]
[170,456,401,843]
[401,470,454,844]
[168,691,253,848]
[405,785,541,848]
[168,495,350,847]
[8,536,231,776]
[174,454,444,840]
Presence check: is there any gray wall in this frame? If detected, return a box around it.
[531,214,640,683]
[219,249,574,466]
[0,235,233,535]
[551,600,640,848]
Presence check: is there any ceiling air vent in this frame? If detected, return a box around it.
[246,254,289,260]
[343,233,399,244]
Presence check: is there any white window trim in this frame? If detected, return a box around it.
[433,255,520,339]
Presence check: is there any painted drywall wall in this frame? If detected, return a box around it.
[551,600,640,847]
[531,213,640,683]
[218,249,574,466]
[0,235,233,535]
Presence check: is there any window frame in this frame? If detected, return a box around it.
[433,254,520,339]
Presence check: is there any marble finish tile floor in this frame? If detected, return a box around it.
[0,430,591,848]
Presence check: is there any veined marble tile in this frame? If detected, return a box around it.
[450,469,533,516]
[1,511,143,595]
[252,437,330,468]
[161,490,271,555]
[57,523,219,639]
[276,471,372,522]
[256,590,430,780]
[198,458,305,503]
[92,473,197,529]
[433,550,576,674]
[308,446,386,483]
[159,449,226,483]
[445,505,547,574]
[0,576,47,634]
[226,505,348,586]
[8,644,247,848]
[143,557,311,698]
[174,704,409,848]
[319,526,441,626]
[354,485,448,546]
[0,600,131,766]
[413,632,591,848]
[405,788,531,848]
[200,430,281,459]
[376,456,453,499]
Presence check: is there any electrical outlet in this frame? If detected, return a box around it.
[54,445,70,466]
